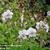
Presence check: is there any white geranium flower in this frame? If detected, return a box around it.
[2,9,13,22]
[27,27,37,37]
[18,27,37,39]
[19,30,27,36]
[36,21,49,32]
[44,23,49,32]
[47,11,50,16]
[36,21,46,28]
[18,30,27,39]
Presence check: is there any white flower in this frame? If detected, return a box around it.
[18,27,37,39]
[44,23,49,32]
[18,30,26,36]
[36,21,49,32]
[2,9,13,22]
[47,11,50,16]
[27,27,37,37]
[18,30,27,39]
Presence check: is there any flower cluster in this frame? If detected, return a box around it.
[2,9,13,22]
[18,21,49,40]
[18,27,37,39]
[36,21,49,32]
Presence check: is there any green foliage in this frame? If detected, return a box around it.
[47,17,50,28]
[37,28,48,40]
[0,0,50,50]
